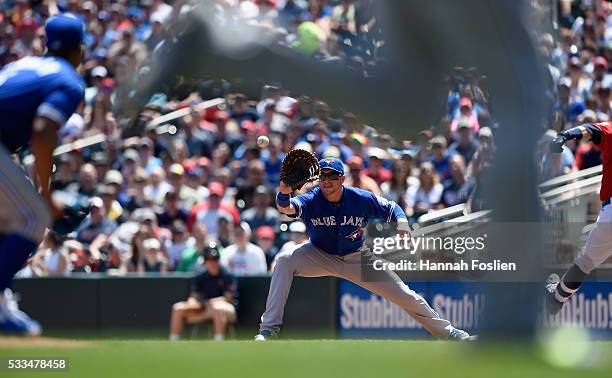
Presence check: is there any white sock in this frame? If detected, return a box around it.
[170,334,180,341]
[213,334,224,341]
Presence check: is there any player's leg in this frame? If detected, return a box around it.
[339,252,472,340]
[257,242,343,339]
[546,206,612,314]
[0,144,51,335]
[169,298,204,340]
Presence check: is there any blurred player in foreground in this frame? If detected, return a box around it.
[255,157,476,341]
[0,14,85,335]
[547,122,612,314]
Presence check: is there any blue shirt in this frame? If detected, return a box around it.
[0,56,84,152]
[291,186,400,256]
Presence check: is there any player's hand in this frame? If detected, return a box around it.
[397,219,411,235]
[549,135,565,154]
[279,180,293,195]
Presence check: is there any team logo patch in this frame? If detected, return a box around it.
[346,228,363,241]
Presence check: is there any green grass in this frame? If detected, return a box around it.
[1,339,611,378]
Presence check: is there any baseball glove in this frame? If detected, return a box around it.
[280,149,320,190]
[50,192,91,238]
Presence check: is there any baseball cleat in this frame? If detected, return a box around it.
[254,329,276,341]
[0,289,42,336]
[448,328,478,341]
[545,273,564,316]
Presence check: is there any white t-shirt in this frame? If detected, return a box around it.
[221,243,267,276]
[404,183,444,210]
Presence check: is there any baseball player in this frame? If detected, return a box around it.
[0,14,85,335]
[546,122,612,314]
[255,157,476,340]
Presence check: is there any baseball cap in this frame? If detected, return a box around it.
[368,147,387,160]
[594,56,608,69]
[91,66,108,78]
[429,136,447,148]
[203,243,221,261]
[104,170,124,186]
[289,221,306,233]
[256,226,275,240]
[169,163,185,176]
[319,157,345,175]
[123,148,139,162]
[45,13,84,52]
[208,182,225,197]
[90,196,104,208]
[457,118,471,130]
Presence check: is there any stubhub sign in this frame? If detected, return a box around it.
[338,281,612,338]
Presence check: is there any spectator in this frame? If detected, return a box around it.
[256,226,279,270]
[139,136,163,174]
[448,120,479,165]
[440,155,475,208]
[166,220,193,271]
[51,155,76,191]
[241,185,280,231]
[169,245,236,341]
[364,147,392,185]
[427,136,453,180]
[167,163,199,209]
[36,231,71,276]
[404,162,443,220]
[144,166,172,204]
[157,189,189,228]
[221,222,267,276]
[449,97,480,137]
[177,224,211,273]
[345,156,381,195]
[381,157,414,209]
[235,160,268,210]
[192,182,238,238]
[75,197,118,246]
[70,163,98,198]
[574,140,602,170]
[140,237,168,273]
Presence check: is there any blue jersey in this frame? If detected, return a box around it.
[291,186,399,256]
[0,56,84,153]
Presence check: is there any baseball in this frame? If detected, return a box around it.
[257,135,270,148]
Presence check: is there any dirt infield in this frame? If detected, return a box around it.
[0,336,90,349]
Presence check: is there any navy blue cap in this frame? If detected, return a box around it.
[45,13,85,52]
[319,157,345,176]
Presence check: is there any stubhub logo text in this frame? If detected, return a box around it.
[340,294,422,329]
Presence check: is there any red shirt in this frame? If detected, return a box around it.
[593,122,612,200]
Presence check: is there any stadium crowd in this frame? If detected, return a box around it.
[1,0,495,277]
[538,0,612,181]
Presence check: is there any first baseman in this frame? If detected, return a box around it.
[255,157,476,340]
[547,122,612,314]
[0,14,85,335]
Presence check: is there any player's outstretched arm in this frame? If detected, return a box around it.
[276,181,297,216]
[31,116,62,218]
[550,124,600,153]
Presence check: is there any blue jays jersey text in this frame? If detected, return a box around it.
[0,56,84,152]
[291,186,399,256]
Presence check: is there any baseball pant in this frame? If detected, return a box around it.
[0,143,50,242]
[260,242,454,338]
[575,203,612,274]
